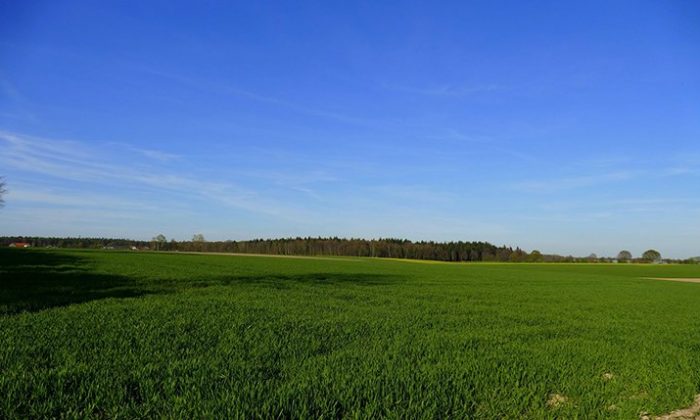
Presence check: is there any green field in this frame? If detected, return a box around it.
[2,249,700,418]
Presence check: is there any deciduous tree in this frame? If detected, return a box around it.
[642,249,661,263]
[152,234,167,250]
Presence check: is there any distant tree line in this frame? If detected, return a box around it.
[2,236,697,264]
[2,236,517,261]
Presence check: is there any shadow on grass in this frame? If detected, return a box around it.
[1,249,402,315]
[188,272,402,290]
[0,249,153,315]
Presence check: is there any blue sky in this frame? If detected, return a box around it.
[1,1,699,258]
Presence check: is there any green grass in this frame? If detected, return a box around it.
[2,248,700,418]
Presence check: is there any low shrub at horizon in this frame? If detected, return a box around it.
[1,248,700,418]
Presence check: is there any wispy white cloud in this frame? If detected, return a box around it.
[368,185,457,204]
[238,168,337,186]
[0,130,306,218]
[130,65,381,127]
[432,129,492,144]
[137,149,181,162]
[531,153,700,195]
[661,165,698,177]
[0,75,39,123]
[385,83,504,97]
[532,197,700,221]
[128,147,181,162]
[7,187,161,211]
[425,129,538,163]
[513,171,638,193]
[102,141,183,162]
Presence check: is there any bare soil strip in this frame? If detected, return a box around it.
[645,278,700,284]
[641,394,700,419]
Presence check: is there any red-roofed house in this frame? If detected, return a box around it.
[8,242,31,248]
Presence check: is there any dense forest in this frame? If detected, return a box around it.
[2,236,696,263]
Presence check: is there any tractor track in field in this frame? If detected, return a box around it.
[645,278,700,284]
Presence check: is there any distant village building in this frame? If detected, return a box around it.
[9,242,31,248]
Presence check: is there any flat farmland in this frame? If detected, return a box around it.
[2,249,700,418]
